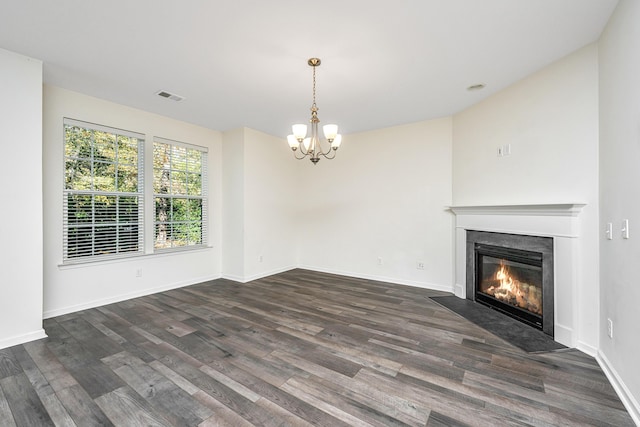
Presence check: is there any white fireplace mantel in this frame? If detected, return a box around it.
[450,203,586,348]
[449,203,586,217]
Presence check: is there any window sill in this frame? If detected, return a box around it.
[58,245,214,270]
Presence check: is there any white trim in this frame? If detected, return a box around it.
[449,203,586,217]
[0,329,48,350]
[597,351,640,426]
[576,340,597,358]
[58,245,214,269]
[222,265,298,283]
[64,117,144,140]
[43,273,221,319]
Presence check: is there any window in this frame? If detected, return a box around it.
[153,137,208,250]
[63,119,144,262]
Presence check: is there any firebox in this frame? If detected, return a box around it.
[475,244,543,330]
[466,230,554,337]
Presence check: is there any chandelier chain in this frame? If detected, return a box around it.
[312,65,317,109]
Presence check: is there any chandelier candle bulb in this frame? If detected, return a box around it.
[287,57,343,164]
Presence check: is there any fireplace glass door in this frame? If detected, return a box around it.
[475,244,544,329]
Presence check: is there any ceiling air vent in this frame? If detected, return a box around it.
[155,90,185,102]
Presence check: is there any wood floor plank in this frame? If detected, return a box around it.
[0,269,634,426]
[0,373,54,426]
[0,385,17,427]
[95,385,173,426]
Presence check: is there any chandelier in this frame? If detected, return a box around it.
[287,58,342,164]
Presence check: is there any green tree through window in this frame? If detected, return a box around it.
[63,119,144,262]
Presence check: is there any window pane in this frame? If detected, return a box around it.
[117,164,138,192]
[65,159,92,190]
[171,146,187,171]
[94,131,116,162]
[155,197,170,222]
[66,226,93,258]
[187,149,202,173]
[153,168,170,194]
[187,199,202,221]
[94,225,117,255]
[172,198,188,221]
[170,171,187,195]
[64,125,92,159]
[187,222,202,245]
[94,195,116,223]
[118,197,138,223]
[154,223,171,249]
[67,194,93,224]
[172,223,189,247]
[93,162,116,191]
[153,143,170,169]
[118,135,138,165]
[187,173,201,196]
[118,224,139,252]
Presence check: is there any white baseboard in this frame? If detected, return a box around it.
[553,323,574,349]
[576,340,597,358]
[43,274,222,319]
[454,283,465,298]
[0,329,47,350]
[297,264,454,293]
[597,351,640,426]
[222,265,297,283]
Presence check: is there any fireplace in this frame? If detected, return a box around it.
[466,230,554,337]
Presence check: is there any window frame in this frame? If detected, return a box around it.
[62,118,145,264]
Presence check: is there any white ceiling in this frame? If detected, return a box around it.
[0,0,618,137]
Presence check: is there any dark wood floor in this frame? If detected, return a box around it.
[0,269,634,426]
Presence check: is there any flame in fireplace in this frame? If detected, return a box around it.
[485,261,542,315]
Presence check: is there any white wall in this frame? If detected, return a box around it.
[297,118,454,290]
[222,127,298,282]
[243,128,298,280]
[221,128,245,280]
[42,85,223,317]
[598,0,640,421]
[0,49,46,348]
[452,45,600,353]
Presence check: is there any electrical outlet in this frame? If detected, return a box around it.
[417,262,425,270]
[136,268,143,278]
[259,255,263,263]
[377,257,383,266]
[607,318,613,339]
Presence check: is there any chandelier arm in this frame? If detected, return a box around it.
[319,139,335,157]
[292,150,309,160]
[319,147,337,160]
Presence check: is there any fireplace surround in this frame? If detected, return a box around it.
[450,203,585,348]
[466,230,554,336]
